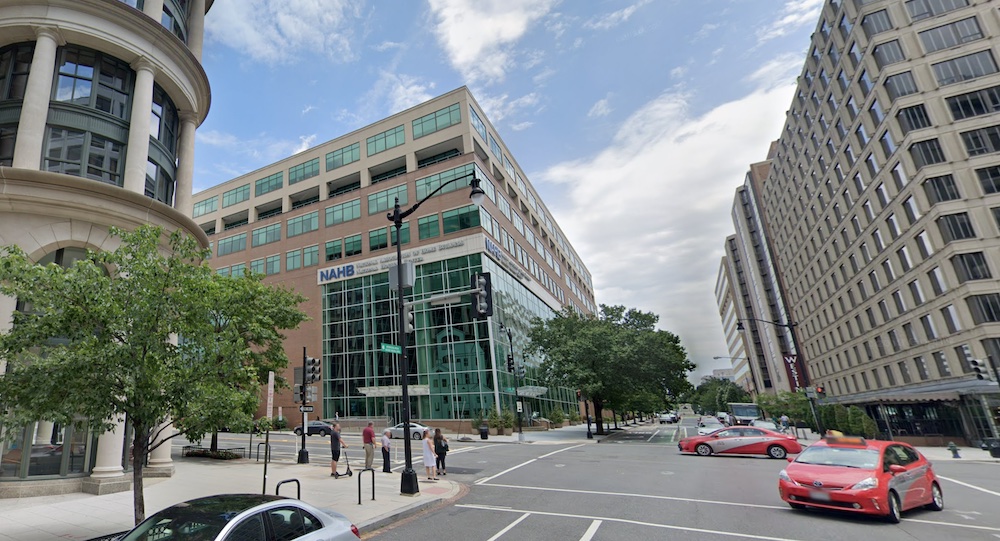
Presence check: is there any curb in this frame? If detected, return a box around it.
[357,481,466,534]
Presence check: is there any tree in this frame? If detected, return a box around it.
[0,225,306,524]
[527,305,694,435]
[685,377,751,416]
[755,390,812,427]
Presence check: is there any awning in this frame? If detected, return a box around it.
[515,385,548,398]
[834,391,960,405]
[357,385,430,397]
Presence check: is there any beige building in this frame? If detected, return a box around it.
[755,0,1000,445]
[193,86,595,430]
[0,0,211,496]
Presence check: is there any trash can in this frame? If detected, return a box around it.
[982,438,1000,458]
[479,425,489,440]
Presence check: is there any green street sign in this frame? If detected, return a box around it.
[380,343,402,354]
[504,387,515,392]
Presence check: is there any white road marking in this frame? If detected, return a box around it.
[580,520,602,541]
[905,518,1000,532]
[475,444,584,484]
[646,430,659,443]
[938,475,1000,497]
[485,512,531,541]
[457,504,807,541]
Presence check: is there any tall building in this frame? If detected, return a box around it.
[0,0,212,495]
[192,87,595,429]
[756,0,1000,444]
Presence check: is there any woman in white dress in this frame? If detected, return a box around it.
[422,429,438,480]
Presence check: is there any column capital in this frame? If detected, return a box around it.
[34,26,66,46]
[179,109,199,124]
[130,57,158,76]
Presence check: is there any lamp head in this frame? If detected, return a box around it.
[469,177,486,207]
[736,321,745,331]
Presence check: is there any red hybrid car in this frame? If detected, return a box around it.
[678,426,803,459]
[778,436,943,523]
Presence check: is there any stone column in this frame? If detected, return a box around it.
[33,421,54,444]
[12,27,62,169]
[187,0,206,60]
[145,421,175,477]
[123,58,156,195]
[82,417,131,495]
[142,0,164,20]
[173,111,197,216]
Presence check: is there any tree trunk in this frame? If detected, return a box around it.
[210,430,219,453]
[593,398,606,435]
[131,429,147,525]
[613,410,619,429]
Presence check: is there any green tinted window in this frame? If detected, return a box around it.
[255,172,283,196]
[217,233,246,256]
[368,185,407,215]
[369,228,388,251]
[325,199,361,226]
[366,125,405,156]
[287,211,319,237]
[413,103,461,139]
[230,263,246,277]
[265,254,280,275]
[418,215,439,240]
[250,258,265,274]
[325,239,342,261]
[326,142,360,170]
[251,223,281,247]
[442,205,481,234]
[344,234,362,257]
[303,245,319,267]
[289,158,320,185]
[222,184,250,207]
[193,197,217,217]
[391,222,410,246]
[286,249,302,271]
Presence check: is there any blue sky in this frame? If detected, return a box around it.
[196,0,823,381]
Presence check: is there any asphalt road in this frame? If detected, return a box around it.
[366,426,1000,540]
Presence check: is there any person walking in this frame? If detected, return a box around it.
[381,429,392,473]
[362,421,376,470]
[433,428,449,475]
[330,422,347,478]
[421,429,437,480]
[779,414,790,434]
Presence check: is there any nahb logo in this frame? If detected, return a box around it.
[318,263,355,283]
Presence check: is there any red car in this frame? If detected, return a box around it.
[778,436,943,523]
[678,426,802,459]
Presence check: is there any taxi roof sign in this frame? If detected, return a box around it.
[824,435,867,446]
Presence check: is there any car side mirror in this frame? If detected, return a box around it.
[888,464,905,474]
[787,456,795,463]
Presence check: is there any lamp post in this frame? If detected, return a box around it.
[387,172,485,496]
[499,323,524,442]
[735,318,823,435]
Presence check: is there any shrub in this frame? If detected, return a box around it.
[501,406,516,429]
[548,408,565,425]
[568,409,581,423]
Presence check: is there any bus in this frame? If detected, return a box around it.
[727,403,762,425]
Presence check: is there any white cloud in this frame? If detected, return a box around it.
[695,23,720,40]
[587,96,612,118]
[193,129,318,191]
[670,66,687,79]
[510,121,534,131]
[373,41,404,52]
[756,0,823,45]
[204,0,361,64]
[301,105,317,115]
[427,0,558,85]
[476,91,541,123]
[583,0,651,31]
[536,64,797,381]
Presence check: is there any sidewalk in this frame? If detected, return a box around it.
[0,451,461,541]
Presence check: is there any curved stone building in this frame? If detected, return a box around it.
[0,0,211,496]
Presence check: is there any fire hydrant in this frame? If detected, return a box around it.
[947,441,961,459]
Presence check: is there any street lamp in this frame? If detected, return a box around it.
[387,172,485,496]
[499,323,524,442]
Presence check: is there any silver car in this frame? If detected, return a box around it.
[386,422,429,440]
[115,494,359,541]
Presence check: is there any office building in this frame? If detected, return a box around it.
[192,87,595,430]
[0,0,211,495]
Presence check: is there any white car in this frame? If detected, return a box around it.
[658,412,678,424]
[386,422,430,440]
[697,418,726,435]
[114,494,359,541]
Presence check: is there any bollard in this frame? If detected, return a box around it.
[947,441,961,459]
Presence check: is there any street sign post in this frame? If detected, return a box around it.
[299,405,314,413]
[380,343,402,354]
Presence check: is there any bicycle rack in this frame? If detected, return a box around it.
[256,442,272,462]
[276,478,301,500]
[358,468,376,504]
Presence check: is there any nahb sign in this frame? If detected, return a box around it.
[317,263,355,284]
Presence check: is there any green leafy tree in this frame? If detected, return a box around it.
[487,406,503,434]
[501,406,516,430]
[548,408,565,425]
[527,305,694,435]
[847,406,867,436]
[755,390,812,428]
[684,377,751,416]
[0,226,306,524]
[834,404,850,432]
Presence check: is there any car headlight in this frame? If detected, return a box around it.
[778,469,796,485]
[851,477,878,490]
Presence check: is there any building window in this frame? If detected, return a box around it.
[368,185,407,215]
[43,127,124,187]
[416,164,480,200]
[469,105,487,140]
[150,84,178,153]
[839,14,854,40]
[0,43,33,100]
[265,254,280,275]
[976,166,1000,194]
[941,304,961,333]
[923,174,960,204]
[898,246,913,271]
[909,279,925,305]
[880,131,897,157]
[418,214,440,240]
[906,0,968,21]
[288,158,319,185]
[908,139,946,169]
[217,233,247,257]
[919,17,983,53]
[255,172,283,196]
[862,10,893,38]
[412,102,461,139]
[933,351,951,376]
[250,258,264,275]
[326,142,360,171]
[946,85,1000,121]
[873,40,905,69]
[369,228,388,251]
[932,50,998,86]
[251,223,281,247]
[937,212,976,243]
[928,266,947,295]
[442,205,481,234]
[885,72,918,101]
[287,211,319,237]
[897,104,931,134]
[325,239,342,261]
[223,184,250,207]
[367,125,405,156]
[390,222,410,246]
[915,356,930,380]
[903,322,919,346]
[286,249,302,271]
[193,197,218,218]
[230,263,246,277]
[960,125,1000,156]
[870,99,885,125]
[884,365,897,386]
[325,199,361,227]
[343,234,362,257]
[303,245,319,267]
[54,46,131,119]
[967,293,1000,323]
[952,251,991,282]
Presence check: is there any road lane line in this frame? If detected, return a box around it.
[580,520,602,541]
[938,475,1000,497]
[485,512,531,541]
[475,444,585,485]
[538,444,585,459]
[646,431,659,443]
[457,504,806,541]
[904,518,1000,532]
[479,483,786,510]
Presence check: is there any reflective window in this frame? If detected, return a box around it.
[326,142,360,171]
[412,102,461,139]
[55,46,131,119]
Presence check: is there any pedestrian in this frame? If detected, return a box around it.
[381,429,392,473]
[330,422,347,478]
[335,411,339,421]
[421,429,437,480]
[779,414,790,433]
[362,421,376,470]
[434,428,449,475]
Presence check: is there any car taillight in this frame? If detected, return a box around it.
[352,524,361,538]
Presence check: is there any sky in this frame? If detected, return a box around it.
[195,0,823,382]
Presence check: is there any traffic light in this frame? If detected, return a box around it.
[403,303,415,333]
[293,384,302,404]
[507,354,515,372]
[815,386,826,398]
[971,358,988,380]
[305,356,321,384]
[470,272,493,318]
[305,385,317,403]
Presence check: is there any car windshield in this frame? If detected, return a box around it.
[754,421,777,429]
[701,420,722,427]
[794,446,879,469]
[120,495,282,541]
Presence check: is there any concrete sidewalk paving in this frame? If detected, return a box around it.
[0,452,461,541]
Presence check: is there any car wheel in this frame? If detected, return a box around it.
[412,431,422,440]
[293,429,303,436]
[926,482,944,511]
[885,491,901,523]
[767,444,788,460]
[320,429,330,437]
[788,502,806,510]
[695,443,713,456]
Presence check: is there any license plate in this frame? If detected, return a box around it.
[810,490,831,502]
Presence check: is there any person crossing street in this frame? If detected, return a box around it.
[362,421,376,470]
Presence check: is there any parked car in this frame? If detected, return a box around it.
[696,417,726,435]
[679,426,802,459]
[386,422,430,440]
[750,420,778,431]
[111,494,360,541]
[778,436,943,523]
[658,412,678,424]
[293,420,333,437]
